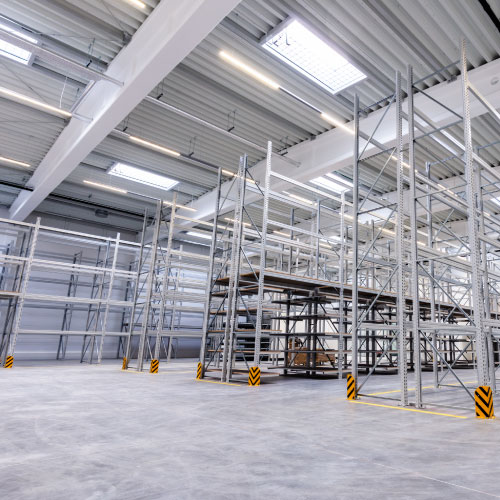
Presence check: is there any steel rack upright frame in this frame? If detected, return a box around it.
[0,217,140,366]
[200,142,356,381]
[352,40,500,411]
[123,198,210,372]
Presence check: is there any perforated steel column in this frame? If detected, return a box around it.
[461,40,489,386]
[396,71,408,406]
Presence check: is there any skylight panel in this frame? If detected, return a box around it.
[109,162,178,191]
[311,176,350,193]
[0,23,37,65]
[262,19,366,95]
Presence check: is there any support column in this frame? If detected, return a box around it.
[407,65,422,407]
[199,168,223,377]
[253,142,272,366]
[136,202,162,372]
[396,71,409,406]
[352,95,360,385]
[461,39,489,386]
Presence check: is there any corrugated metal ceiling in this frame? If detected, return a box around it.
[0,0,498,230]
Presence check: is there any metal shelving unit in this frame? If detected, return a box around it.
[199,141,357,382]
[352,40,500,411]
[123,198,209,372]
[0,217,141,366]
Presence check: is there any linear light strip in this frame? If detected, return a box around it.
[320,113,354,135]
[221,169,256,184]
[84,180,128,194]
[283,191,315,205]
[220,51,280,90]
[0,86,72,118]
[219,51,353,135]
[186,231,212,240]
[127,0,146,8]
[83,180,196,212]
[163,200,196,212]
[224,217,250,227]
[129,136,180,157]
[0,155,30,167]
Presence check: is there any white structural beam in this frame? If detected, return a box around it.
[180,57,500,228]
[9,0,241,221]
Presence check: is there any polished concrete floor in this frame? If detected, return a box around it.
[1,359,499,500]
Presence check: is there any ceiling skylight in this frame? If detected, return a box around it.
[108,162,178,191]
[0,23,37,65]
[262,19,366,95]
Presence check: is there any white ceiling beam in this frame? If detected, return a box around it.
[9,0,241,221]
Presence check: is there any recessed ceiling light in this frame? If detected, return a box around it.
[109,162,178,191]
[219,51,280,90]
[83,180,128,194]
[262,19,366,95]
[0,22,37,65]
[0,155,30,167]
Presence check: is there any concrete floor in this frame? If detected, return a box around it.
[1,360,499,500]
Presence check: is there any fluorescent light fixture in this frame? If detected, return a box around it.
[262,19,366,95]
[0,22,37,65]
[321,113,354,135]
[319,236,342,249]
[283,191,314,205]
[186,231,212,240]
[0,155,30,168]
[319,243,333,250]
[310,176,349,193]
[163,200,196,212]
[219,51,280,90]
[0,86,72,118]
[127,0,146,8]
[129,136,180,157]
[274,230,291,237]
[326,173,353,188]
[224,217,250,227]
[83,180,127,194]
[109,162,178,191]
[221,169,256,184]
[321,236,341,243]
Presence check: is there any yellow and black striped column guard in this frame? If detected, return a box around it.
[347,373,356,400]
[4,355,13,369]
[475,386,494,419]
[149,359,159,374]
[249,366,261,386]
[196,362,202,380]
[122,357,128,370]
